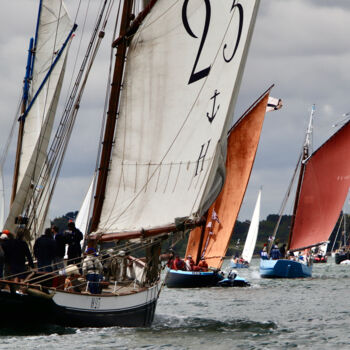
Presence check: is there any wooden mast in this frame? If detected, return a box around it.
[90,0,134,233]
[287,105,315,250]
[10,38,35,205]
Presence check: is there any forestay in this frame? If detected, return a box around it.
[289,120,350,250]
[5,0,73,233]
[97,0,260,234]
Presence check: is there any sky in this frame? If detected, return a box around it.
[0,0,349,224]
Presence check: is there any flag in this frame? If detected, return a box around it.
[266,97,283,112]
[211,209,221,224]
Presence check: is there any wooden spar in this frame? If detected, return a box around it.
[90,0,134,233]
[112,0,158,48]
[196,216,207,264]
[10,107,26,205]
[287,106,315,250]
[10,38,35,205]
[90,218,205,242]
[288,241,329,253]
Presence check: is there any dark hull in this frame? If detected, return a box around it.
[335,252,350,264]
[165,269,223,288]
[0,289,157,328]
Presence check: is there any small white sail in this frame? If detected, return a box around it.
[98,0,260,234]
[76,178,95,236]
[242,189,261,263]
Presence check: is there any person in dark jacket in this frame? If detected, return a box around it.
[66,222,83,265]
[0,233,8,278]
[270,244,282,260]
[2,229,34,282]
[52,225,66,270]
[34,228,56,272]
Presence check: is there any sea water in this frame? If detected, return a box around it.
[0,258,349,349]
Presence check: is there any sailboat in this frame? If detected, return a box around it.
[334,213,350,264]
[0,0,262,327]
[230,189,261,268]
[165,86,273,288]
[260,106,350,278]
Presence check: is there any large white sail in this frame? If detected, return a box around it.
[242,189,261,263]
[97,0,260,234]
[5,1,73,232]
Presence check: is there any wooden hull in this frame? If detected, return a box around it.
[259,259,312,278]
[164,269,224,288]
[0,283,159,328]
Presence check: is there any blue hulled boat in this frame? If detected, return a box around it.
[261,106,350,279]
[259,259,312,278]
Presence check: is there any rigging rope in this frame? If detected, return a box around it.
[21,0,114,240]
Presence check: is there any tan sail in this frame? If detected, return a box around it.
[186,88,271,268]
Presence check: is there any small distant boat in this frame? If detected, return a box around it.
[260,106,350,278]
[230,189,261,269]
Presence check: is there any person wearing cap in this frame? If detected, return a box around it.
[82,247,103,294]
[66,222,83,266]
[34,228,56,272]
[0,233,8,278]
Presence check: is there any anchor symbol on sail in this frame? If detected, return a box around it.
[206,89,220,123]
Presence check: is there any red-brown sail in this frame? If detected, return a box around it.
[186,88,272,268]
[289,120,350,250]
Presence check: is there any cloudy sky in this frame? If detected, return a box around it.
[0,0,349,224]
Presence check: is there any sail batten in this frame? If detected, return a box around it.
[289,120,350,251]
[97,0,260,235]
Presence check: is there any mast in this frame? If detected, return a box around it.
[287,105,315,250]
[10,38,35,204]
[90,0,134,233]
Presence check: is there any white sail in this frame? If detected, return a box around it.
[97,0,260,234]
[5,1,73,233]
[242,189,261,263]
[76,178,95,236]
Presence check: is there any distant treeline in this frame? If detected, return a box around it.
[51,211,349,257]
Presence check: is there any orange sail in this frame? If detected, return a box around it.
[289,120,350,250]
[186,88,271,268]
